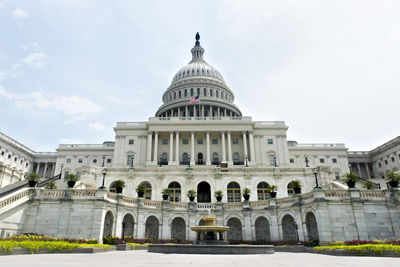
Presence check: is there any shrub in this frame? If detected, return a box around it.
[64,174,78,182]
[316,244,400,255]
[342,172,358,183]
[386,171,400,182]
[103,236,191,245]
[27,173,41,182]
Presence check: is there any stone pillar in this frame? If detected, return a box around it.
[190,132,195,165]
[242,132,248,160]
[243,211,252,240]
[224,109,227,117]
[177,108,180,117]
[227,131,232,165]
[194,105,196,117]
[153,132,158,162]
[202,105,204,117]
[185,106,188,118]
[221,131,226,162]
[35,163,40,174]
[209,106,212,117]
[147,133,152,163]
[217,107,220,117]
[175,132,180,164]
[357,163,362,178]
[43,163,48,179]
[365,163,371,179]
[206,132,211,165]
[249,132,255,163]
[169,132,174,164]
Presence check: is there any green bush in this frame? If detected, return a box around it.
[316,244,400,255]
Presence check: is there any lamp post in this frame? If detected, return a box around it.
[99,168,107,189]
[294,221,300,244]
[273,156,278,167]
[313,167,321,189]
[304,155,309,167]
[159,155,162,167]
[216,155,219,167]
[60,163,64,179]
[130,155,134,168]
[102,155,106,167]
[244,154,248,167]
[187,154,191,168]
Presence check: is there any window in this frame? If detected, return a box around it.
[20,160,23,164]
[203,88,207,96]
[93,159,97,164]
[378,162,382,167]
[184,89,187,97]
[320,159,325,163]
[335,172,340,180]
[233,153,240,165]
[26,163,29,167]
[227,182,241,202]
[107,158,112,163]
[332,158,337,163]
[267,139,273,144]
[78,159,83,163]
[64,171,69,178]
[216,90,219,98]
[197,88,200,96]
[183,153,189,164]
[141,182,152,200]
[210,89,213,96]
[212,139,218,144]
[197,139,203,145]
[1,151,4,156]
[66,158,71,163]
[14,157,17,161]
[174,92,176,99]
[269,155,276,166]
[127,155,134,166]
[257,182,270,200]
[168,182,181,202]
[8,154,11,159]
[290,158,294,163]
[190,88,194,96]
[162,139,168,145]
[182,139,188,145]
[212,153,219,165]
[179,91,181,98]
[232,139,239,144]
[391,157,395,162]
[128,139,134,145]
[384,160,388,165]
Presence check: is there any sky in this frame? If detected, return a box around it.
[0,0,399,152]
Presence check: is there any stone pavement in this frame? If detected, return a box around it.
[0,250,398,267]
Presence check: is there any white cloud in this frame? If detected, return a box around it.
[22,52,46,68]
[0,71,8,81]
[0,86,102,123]
[12,8,28,18]
[89,122,108,132]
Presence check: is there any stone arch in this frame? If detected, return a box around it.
[305,212,319,241]
[199,219,205,226]
[171,217,186,240]
[145,216,159,240]
[103,211,114,237]
[197,181,211,203]
[255,216,271,241]
[282,214,297,240]
[122,213,135,238]
[227,217,243,240]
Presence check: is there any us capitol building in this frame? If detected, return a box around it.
[0,34,399,243]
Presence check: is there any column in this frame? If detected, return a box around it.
[221,131,226,162]
[356,163,362,178]
[185,106,188,118]
[227,132,232,165]
[190,132,195,165]
[206,132,211,165]
[175,132,180,164]
[209,106,212,118]
[147,133,152,162]
[201,105,204,117]
[224,109,227,117]
[177,108,180,117]
[35,163,40,174]
[153,132,158,162]
[242,132,248,160]
[194,105,197,117]
[217,107,220,117]
[249,132,255,163]
[169,132,174,164]
[365,163,371,179]
[43,163,48,179]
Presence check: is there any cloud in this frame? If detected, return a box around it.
[22,52,46,68]
[0,71,8,81]
[12,8,28,18]
[0,86,102,123]
[89,122,108,132]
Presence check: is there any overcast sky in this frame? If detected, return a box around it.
[0,0,399,152]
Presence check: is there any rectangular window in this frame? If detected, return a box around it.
[1,151,4,156]
[320,158,325,163]
[232,139,239,144]
[203,88,207,96]
[190,88,194,96]
[197,139,203,145]
[210,89,213,96]
[269,155,275,166]
[128,139,134,145]
[179,91,182,98]
[107,158,112,163]
[267,139,273,144]
[174,92,176,99]
[197,88,200,96]
[78,159,83,163]
[64,171,69,177]
[290,158,294,163]
[212,139,218,144]
[182,139,188,144]
[162,139,168,145]
[335,172,340,180]
[332,158,337,163]
[127,155,134,166]
[66,158,71,163]
[184,89,187,97]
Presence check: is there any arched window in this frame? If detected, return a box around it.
[212,152,219,165]
[227,182,241,202]
[233,152,239,165]
[257,182,270,200]
[140,182,152,200]
[168,182,181,202]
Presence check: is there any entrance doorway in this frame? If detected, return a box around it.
[197,181,211,202]
[197,153,203,165]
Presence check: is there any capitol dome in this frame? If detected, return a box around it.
[155,33,242,118]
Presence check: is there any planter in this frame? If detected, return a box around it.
[216,196,222,202]
[269,192,277,198]
[294,188,301,194]
[189,196,195,202]
[162,194,169,201]
[116,187,123,194]
[137,191,144,198]
[388,180,399,188]
[67,181,76,188]
[28,180,37,187]
[243,194,250,201]
[346,181,356,188]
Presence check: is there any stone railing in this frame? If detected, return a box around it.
[275,196,296,206]
[249,200,269,208]
[170,202,189,210]
[0,188,31,210]
[324,190,350,198]
[40,190,66,198]
[197,203,216,210]
[299,191,315,201]
[223,202,243,209]
[359,190,386,199]
[143,199,162,208]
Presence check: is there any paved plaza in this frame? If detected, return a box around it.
[0,251,399,267]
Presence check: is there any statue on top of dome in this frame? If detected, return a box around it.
[195,32,200,46]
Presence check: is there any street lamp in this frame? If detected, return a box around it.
[102,155,106,167]
[99,168,107,189]
[273,156,278,167]
[313,167,321,189]
[244,154,248,167]
[294,221,300,244]
[304,155,309,167]
[216,154,219,167]
[159,155,162,167]
[130,155,135,168]
[60,163,64,179]
[187,154,191,168]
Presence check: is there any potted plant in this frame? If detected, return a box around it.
[162,188,170,200]
[187,189,197,202]
[386,171,400,188]
[289,180,302,194]
[214,190,223,202]
[64,173,79,188]
[27,173,40,187]
[342,172,358,188]
[268,185,278,198]
[362,180,375,190]
[243,187,251,201]
[113,180,126,194]
[136,183,147,198]
[45,180,57,189]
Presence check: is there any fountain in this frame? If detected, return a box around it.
[190,216,230,245]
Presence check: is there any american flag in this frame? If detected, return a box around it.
[189,95,200,104]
